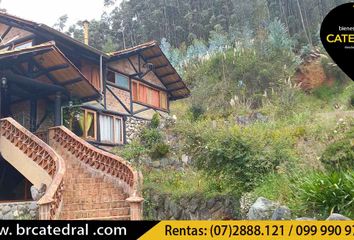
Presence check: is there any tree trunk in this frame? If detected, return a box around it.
[296,0,312,46]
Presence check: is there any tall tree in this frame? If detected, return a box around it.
[53,15,68,32]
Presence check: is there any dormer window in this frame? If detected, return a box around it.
[107,71,130,90]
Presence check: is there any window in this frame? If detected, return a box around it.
[66,109,97,140]
[107,71,130,89]
[132,80,168,110]
[14,41,33,50]
[84,110,97,140]
[99,114,123,144]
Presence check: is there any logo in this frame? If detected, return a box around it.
[321,2,354,81]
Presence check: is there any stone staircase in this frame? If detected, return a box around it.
[48,126,143,220]
[0,118,143,220]
[56,148,131,220]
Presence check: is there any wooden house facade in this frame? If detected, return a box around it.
[0,12,189,148]
[0,12,188,219]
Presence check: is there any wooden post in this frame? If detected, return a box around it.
[30,98,37,132]
[0,77,8,118]
[54,91,62,126]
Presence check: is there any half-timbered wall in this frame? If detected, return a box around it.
[107,54,169,121]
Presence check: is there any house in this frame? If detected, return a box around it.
[0,12,189,220]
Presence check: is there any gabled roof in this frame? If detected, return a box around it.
[0,12,108,58]
[0,12,190,100]
[109,41,190,100]
[0,41,100,100]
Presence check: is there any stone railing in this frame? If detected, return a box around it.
[48,126,144,220]
[0,118,65,220]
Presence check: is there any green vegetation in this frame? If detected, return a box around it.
[105,1,354,219]
[114,114,170,162]
[296,171,354,219]
[321,129,354,170]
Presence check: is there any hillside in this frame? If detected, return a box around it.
[114,18,354,220]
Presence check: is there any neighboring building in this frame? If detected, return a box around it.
[0,12,189,220]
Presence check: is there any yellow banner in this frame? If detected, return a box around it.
[139,221,354,240]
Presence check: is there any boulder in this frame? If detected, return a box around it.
[271,206,291,220]
[31,183,47,201]
[326,213,351,221]
[247,197,277,220]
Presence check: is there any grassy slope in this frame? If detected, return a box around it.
[147,82,354,218]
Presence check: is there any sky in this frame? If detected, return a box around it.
[1,0,121,27]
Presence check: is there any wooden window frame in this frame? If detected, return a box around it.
[107,70,130,91]
[83,109,97,141]
[132,80,168,111]
[99,113,123,144]
[13,40,33,50]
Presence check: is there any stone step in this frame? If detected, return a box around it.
[60,207,130,219]
[62,201,129,211]
[76,215,131,221]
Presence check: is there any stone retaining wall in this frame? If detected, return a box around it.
[125,117,149,143]
[144,188,240,220]
[0,201,38,220]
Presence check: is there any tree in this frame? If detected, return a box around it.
[64,0,353,50]
[296,0,312,47]
[53,15,68,32]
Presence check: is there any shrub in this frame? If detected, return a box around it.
[150,142,170,159]
[296,171,354,219]
[350,94,354,107]
[189,105,205,121]
[113,140,146,161]
[252,173,296,208]
[321,125,354,170]
[150,113,160,128]
[140,128,163,148]
[312,85,339,101]
[191,124,299,192]
[321,139,354,170]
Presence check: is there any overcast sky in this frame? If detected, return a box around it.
[1,0,121,27]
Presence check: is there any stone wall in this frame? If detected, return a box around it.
[125,117,149,143]
[0,201,38,220]
[144,189,240,220]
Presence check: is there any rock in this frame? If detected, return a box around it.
[240,193,254,219]
[296,217,316,221]
[247,197,277,220]
[189,198,200,213]
[29,202,38,211]
[250,112,268,123]
[271,206,291,220]
[31,183,47,201]
[3,212,14,220]
[326,213,351,221]
[29,210,37,218]
[181,154,190,165]
[1,205,11,215]
[236,116,250,125]
[206,199,217,209]
[152,161,161,168]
